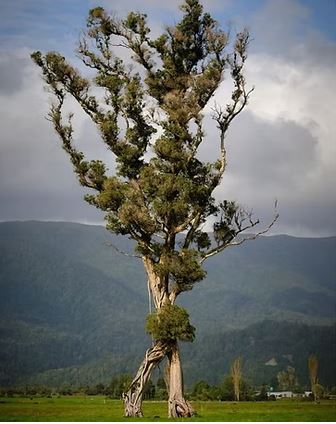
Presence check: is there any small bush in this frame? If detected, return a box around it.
[146,304,195,342]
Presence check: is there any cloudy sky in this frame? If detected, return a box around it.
[0,0,335,237]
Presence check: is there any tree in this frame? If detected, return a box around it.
[192,380,213,400]
[231,357,242,401]
[313,383,324,400]
[109,374,132,399]
[155,377,168,400]
[255,384,269,401]
[277,366,298,391]
[143,378,156,400]
[31,0,277,417]
[308,354,318,402]
[191,380,223,401]
[220,375,235,401]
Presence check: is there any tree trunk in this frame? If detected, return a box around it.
[123,340,170,417]
[167,341,194,418]
[124,257,194,418]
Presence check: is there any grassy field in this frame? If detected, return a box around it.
[0,396,335,421]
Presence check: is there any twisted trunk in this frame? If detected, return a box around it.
[167,341,194,418]
[123,257,193,417]
[123,340,170,417]
[123,259,170,417]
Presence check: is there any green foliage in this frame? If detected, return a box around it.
[218,375,253,401]
[192,380,220,401]
[255,385,269,401]
[108,374,132,399]
[190,376,253,401]
[154,249,206,292]
[146,304,195,342]
[313,383,325,400]
[143,379,156,400]
[219,375,234,401]
[155,377,168,400]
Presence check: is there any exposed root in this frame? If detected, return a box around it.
[169,397,194,418]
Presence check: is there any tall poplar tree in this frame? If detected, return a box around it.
[32,0,277,417]
[308,354,319,402]
[231,357,242,402]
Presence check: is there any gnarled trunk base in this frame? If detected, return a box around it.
[168,397,194,418]
[167,342,194,418]
[123,341,169,417]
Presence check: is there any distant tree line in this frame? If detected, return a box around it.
[0,375,166,400]
[1,373,335,401]
[0,352,331,402]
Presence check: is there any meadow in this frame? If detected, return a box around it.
[0,396,335,422]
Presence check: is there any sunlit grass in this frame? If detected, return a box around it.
[0,396,335,421]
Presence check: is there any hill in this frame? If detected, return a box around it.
[0,221,335,388]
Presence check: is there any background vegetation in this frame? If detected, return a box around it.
[0,221,335,392]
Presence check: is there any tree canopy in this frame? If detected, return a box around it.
[31,1,276,295]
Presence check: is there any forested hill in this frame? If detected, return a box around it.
[0,221,335,388]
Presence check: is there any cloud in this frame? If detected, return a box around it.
[0,0,335,236]
[202,0,336,236]
[0,0,89,54]
[0,51,29,95]
[94,0,227,13]
[250,0,311,56]
[0,50,106,223]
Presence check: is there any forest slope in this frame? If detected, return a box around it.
[0,221,335,387]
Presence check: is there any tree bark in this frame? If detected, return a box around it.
[167,341,194,418]
[124,257,194,418]
[123,340,170,417]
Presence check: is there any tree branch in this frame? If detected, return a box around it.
[201,202,279,263]
[104,241,141,259]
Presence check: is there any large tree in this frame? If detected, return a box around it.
[32,0,277,417]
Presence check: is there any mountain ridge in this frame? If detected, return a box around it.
[0,221,335,388]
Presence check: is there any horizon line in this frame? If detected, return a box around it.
[0,219,335,239]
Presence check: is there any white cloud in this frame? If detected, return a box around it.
[246,52,336,166]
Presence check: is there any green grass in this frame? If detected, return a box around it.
[0,396,335,421]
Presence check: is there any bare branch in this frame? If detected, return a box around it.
[182,212,202,249]
[104,241,141,259]
[209,30,254,191]
[210,86,254,189]
[224,211,279,249]
[174,211,200,235]
[201,204,279,263]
